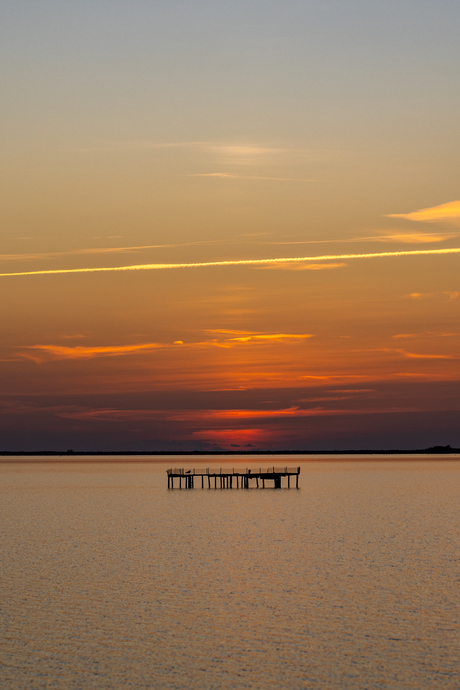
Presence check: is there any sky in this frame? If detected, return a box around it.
[1,0,459,451]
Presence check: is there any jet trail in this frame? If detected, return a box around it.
[0,247,459,277]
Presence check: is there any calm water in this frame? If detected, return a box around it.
[1,457,459,689]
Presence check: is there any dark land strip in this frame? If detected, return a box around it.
[0,445,459,460]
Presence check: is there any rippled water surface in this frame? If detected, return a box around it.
[1,457,459,689]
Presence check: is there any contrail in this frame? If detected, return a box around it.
[0,247,459,278]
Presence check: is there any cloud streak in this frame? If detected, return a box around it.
[21,343,163,361]
[267,231,458,246]
[189,173,315,182]
[18,331,312,361]
[228,333,312,343]
[382,348,455,360]
[1,247,459,278]
[408,291,458,300]
[387,200,460,223]
[2,231,455,265]
[0,241,221,263]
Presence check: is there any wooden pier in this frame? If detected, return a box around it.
[167,467,300,489]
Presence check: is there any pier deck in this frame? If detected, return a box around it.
[167,466,300,489]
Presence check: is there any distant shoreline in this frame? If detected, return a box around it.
[0,446,459,461]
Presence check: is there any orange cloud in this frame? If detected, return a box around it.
[206,329,254,335]
[375,231,458,243]
[408,291,458,300]
[382,348,455,360]
[229,334,313,343]
[393,331,460,339]
[22,343,163,361]
[387,200,460,223]
[18,332,315,363]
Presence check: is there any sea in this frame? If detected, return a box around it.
[1,456,459,689]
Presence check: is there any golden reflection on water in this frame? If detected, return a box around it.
[1,458,459,689]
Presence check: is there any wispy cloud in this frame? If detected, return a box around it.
[387,200,460,223]
[18,331,312,362]
[189,173,315,182]
[2,247,459,278]
[373,231,458,244]
[228,333,312,343]
[3,231,455,266]
[206,329,255,335]
[382,348,455,360]
[58,405,415,423]
[82,140,288,165]
[206,329,312,341]
[0,241,220,263]
[408,291,458,300]
[393,331,460,339]
[21,343,163,362]
[265,231,458,246]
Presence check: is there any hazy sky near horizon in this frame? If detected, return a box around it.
[1,0,459,450]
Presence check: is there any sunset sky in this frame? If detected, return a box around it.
[1,0,459,451]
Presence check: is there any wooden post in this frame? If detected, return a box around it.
[262,478,265,488]
[256,477,259,488]
[288,475,290,488]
